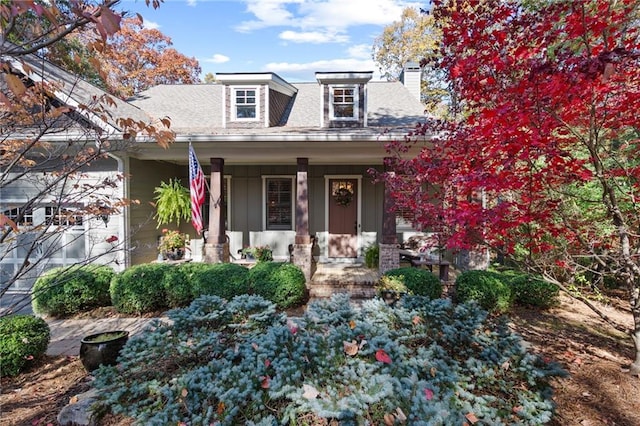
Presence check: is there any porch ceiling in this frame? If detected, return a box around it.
[127,138,429,165]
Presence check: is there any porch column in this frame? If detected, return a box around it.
[204,157,229,263]
[293,158,313,282]
[379,159,399,273]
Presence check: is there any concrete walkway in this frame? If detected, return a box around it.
[46,317,166,356]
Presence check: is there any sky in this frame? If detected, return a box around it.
[117,0,424,82]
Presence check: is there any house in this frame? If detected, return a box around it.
[1,53,428,290]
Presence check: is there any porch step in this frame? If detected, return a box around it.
[308,263,379,300]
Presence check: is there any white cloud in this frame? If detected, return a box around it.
[186,0,197,6]
[141,19,160,30]
[265,57,378,75]
[279,30,348,44]
[347,44,373,60]
[236,0,423,34]
[204,54,231,64]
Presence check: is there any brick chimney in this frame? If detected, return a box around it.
[399,62,422,102]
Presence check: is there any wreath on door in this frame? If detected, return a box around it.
[333,187,354,207]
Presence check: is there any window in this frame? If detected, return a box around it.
[265,178,293,230]
[3,207,33,227]
[234,88,257,119]
[44,205,84,230]
[331,86,357,119]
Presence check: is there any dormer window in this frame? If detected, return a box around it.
[233,87,258,120]
[331,86,357,120]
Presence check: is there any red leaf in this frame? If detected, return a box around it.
[260,375,270,389]
[375,349,392,364]
[424,388,434,400]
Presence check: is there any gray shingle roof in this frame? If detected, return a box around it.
[129,79,425,136]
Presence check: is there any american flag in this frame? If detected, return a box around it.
[189,144,205,234]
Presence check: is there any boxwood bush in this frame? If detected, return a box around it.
[510,274,560,308]
[0,315,50,377]
[188,262,250,300]
[383,267,443,299]
[248,262,307,309]
[454,270,513,313]
[32,265,114,317]
[162,263,194,308]
[93,294,565,424]
[110,263,173,314]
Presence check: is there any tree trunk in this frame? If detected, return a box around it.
[630,284,640,375]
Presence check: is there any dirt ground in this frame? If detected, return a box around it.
[1,293,639,426]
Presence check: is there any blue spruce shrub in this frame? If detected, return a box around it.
[188,262,250,300]
[249,262,307,309]
[32,265,114,317]
[0,315,50,377]
[510,274,560,308]
[455,270,513,313]
[93,293,564,425]
[109,263,172,314]
[383,267,443,299]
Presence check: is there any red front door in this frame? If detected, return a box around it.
[328,179,358,258]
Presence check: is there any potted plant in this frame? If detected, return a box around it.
[153,178,191,227]
[375,275,409,306]
[159,229,188,260]
[79,330,129,373]
[242,245,273,262]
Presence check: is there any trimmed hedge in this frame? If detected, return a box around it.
[162,263,193,308]
[110,263,172,314]
[509,274,559,308]
[383,267,443,299]
[187,262,250,300]
[249,262,307,309]
[454,270,513,313]
[0,315,50,377]
[32,265,114,317]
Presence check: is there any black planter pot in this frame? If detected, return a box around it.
[79,330,129,373]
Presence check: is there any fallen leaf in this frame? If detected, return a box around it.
[412,315,422,325]
[69,395,79,404]
[349,320,356,329]
[395,407,407,421]
[383,413,395,425]
[343,340,359,356]
[260,375,270,389]
[302,384,319,400]
[430,366,437,377]
[181,388,188,397]
[424,388,434,400]
[465,412,479,424]
[375,349,392,364]
[217,401,225,415]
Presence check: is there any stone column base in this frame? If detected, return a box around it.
[379,243,400,275]
[292,243,313,284]
[204,243,229,263]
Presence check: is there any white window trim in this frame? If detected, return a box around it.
[262,175,295,231]
[231,85,260,121]
[329,84,358,121]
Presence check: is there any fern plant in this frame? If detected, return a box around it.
[153,178,191,227]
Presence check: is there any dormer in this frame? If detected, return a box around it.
[315,71,373,128]
[216,73,297,128]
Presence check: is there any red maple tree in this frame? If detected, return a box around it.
[382,0,640,373]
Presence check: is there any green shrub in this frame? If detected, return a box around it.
[249,262,307,309]
[383,267,442,299]
[32,265,114,317]
[455,270,513,313]
[0,315,50,377]
[162,263,194,308]
[110,263,172,314]
[510,274,559,308]
[93,294,564,424]
[364,244,379,269]
[189,262,250,300]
